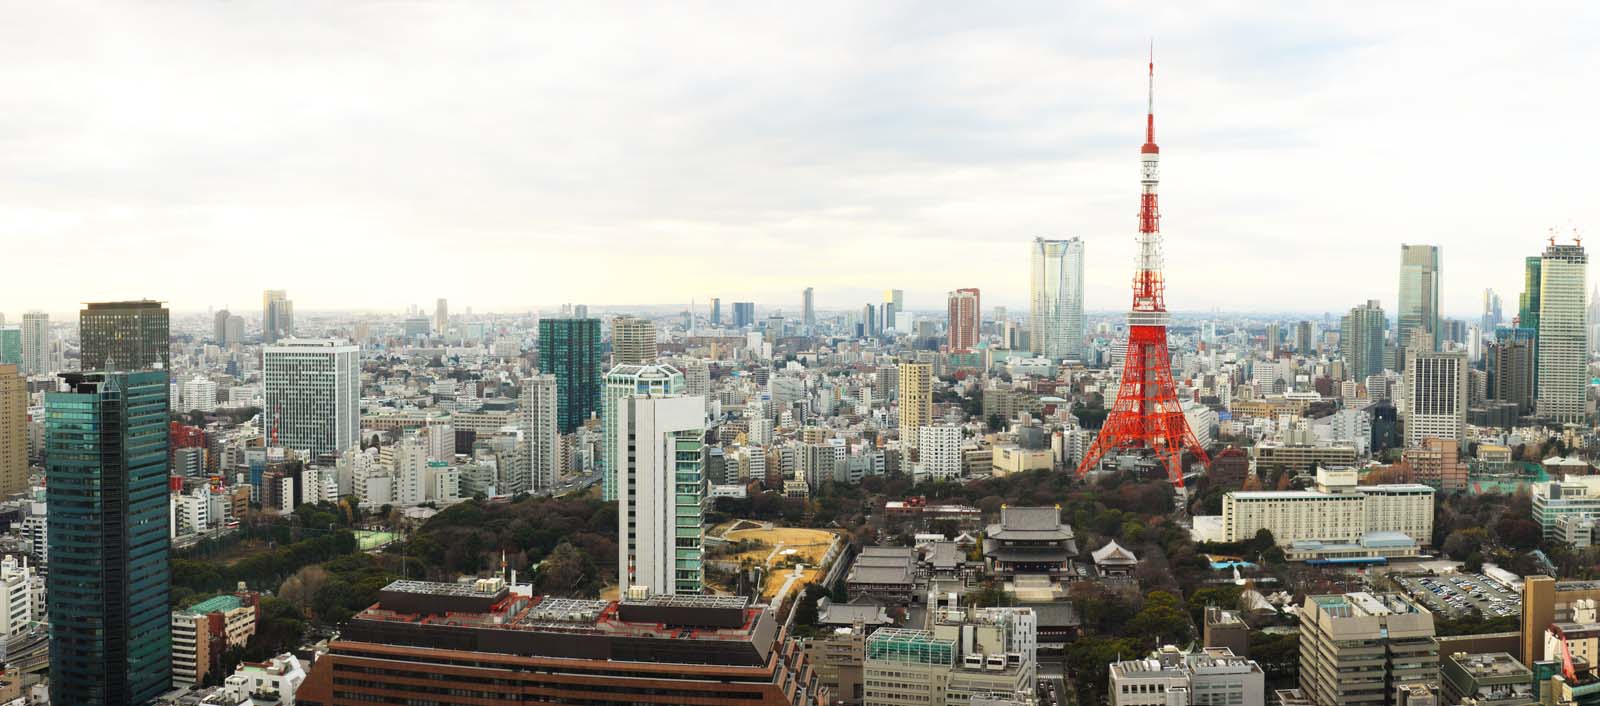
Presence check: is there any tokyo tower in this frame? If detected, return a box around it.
[1074,53,1210,488]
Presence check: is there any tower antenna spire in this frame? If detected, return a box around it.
[1146,39,1155,144]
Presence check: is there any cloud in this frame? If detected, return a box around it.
[0,1,1595,320]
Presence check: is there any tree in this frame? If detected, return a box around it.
[1125,591,1193,646]
[534,542,598,596]
[277,565,330,617]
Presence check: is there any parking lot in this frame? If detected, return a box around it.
[1393,572,1520,619]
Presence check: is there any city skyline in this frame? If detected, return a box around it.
[5,4,1596,316]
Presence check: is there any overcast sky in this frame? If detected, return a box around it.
[3,2,1596,319]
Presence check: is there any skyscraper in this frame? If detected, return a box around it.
[709,297,721,326]
[434,298,449,334]
[1520,256,1542,330]
[224,314,244,347]
[520,374,559,495]
[80,300,170,372]
[611,316,658,366]
[1340,300,1387,381]
[1481,289,1502,338]
[0,365,24,497]
[48,371,172,706]
[0,327,18,366]
[20,312,47,377]
[1030,237,1086,360]
[538,318,602,434]
[946,288,981,351]
[615,394,705,596]
[1396,244,1441,369]
[262,289,293,343]
[602,364,685,501]
[883,289,903,333]
[1536,240,1588,424]
[898,362,932,449]
[1403,349,1467,448]
[733,301,755,329]
[262,339,360,455]
[1487,335,1535,416]
[213,309,232,345]
[1295,320,1314,354]
[802,287,816,333]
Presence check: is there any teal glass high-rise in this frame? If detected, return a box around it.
[47,371,172,706]
[538,318,602,434]
[0,328,19,366]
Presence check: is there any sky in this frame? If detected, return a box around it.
[2,2,1597,319]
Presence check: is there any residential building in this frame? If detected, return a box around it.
[1403,350,1466,448]
[80,299,170,371]
[602,363,685,501]
[262,339,359,456]
[262,289,293,343]
[180,375,218,414]
[1109,645,1265,706]
[1298,592,1437,706]
[1030,237,1086,360]
[539,317,603,434]
[214,653,305,706]
[520,374,559,494]
[1402,438,1467,492]
[917,425,961,481]
[1487,335,1536,416]
[898,362,932,449]
[1396,244,1441,369]
[294,581,824,706]
[0,556,38,640]
[1537,241,1588,424]
[47,371,172,706]
[612,315,658,366]
[1341,300,1387,381]
[616,394,706,596]
[172,593,259,686]
[947,288,981,352]
[20,312,48,376]
[0,365,24,497]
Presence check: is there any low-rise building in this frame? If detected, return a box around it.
[982,507,1078,585]
[1218,468,1433,560]
[1440,651,1534,706]
[863,606,1036,706]
[1109,645,1265,706]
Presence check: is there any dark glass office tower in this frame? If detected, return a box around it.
[538,318,602,434]
[47,371,172,706]
[80,300,170,371]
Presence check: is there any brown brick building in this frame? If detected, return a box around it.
[296,580,825,706]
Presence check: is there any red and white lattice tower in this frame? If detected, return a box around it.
[1074,52,1210,488]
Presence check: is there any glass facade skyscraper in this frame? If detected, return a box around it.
[47,371,172,706]
[1536,241,1588,424]
[539,317,602,434]
[80,300,170,372]
[1396,244,1441,370]
[1029,237,1085,360]
[0,328,18,366]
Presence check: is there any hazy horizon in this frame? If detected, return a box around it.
[4,3,1594,318]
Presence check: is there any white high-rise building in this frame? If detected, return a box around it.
[616,394,706,596]
[601,363,684,500]
[180,376,218,413]
[520,374,559,494]
[20,312,48,376]
[434,298,449,334]
[262,339,359,456]
[0,555,39,639]
[1403,350,1467,448]
[802,287,816,333]
[394,435,427,507]
[917,425,961,481]
[1030,237,1086,360]
[1537,241,1589,424]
